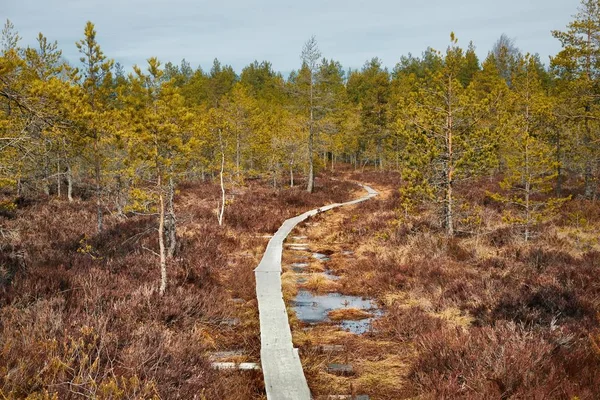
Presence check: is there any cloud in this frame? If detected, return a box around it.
[3,0,578,73]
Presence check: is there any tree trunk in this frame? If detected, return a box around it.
[165,176,177,258]
[445,75,454,237]
[67,164,73,202]
[583,29,596,200]
[43,162,50,196]
[555,129,562,197]
[524,103,531,241]
[395,135,400,171]
[377,139,383,170]
[94,137,103,232]
[115,174,124,217]
[307,71,315,193]
[218,131,226,226]
[158,176,167,296]
[524,139,531,242]
[584,113,594,199]
[57,159,61,198]
[236,129,241,181]
[290,162,294,187]
[43,151,50,196]
[95,160,102,232]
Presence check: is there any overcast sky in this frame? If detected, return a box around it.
[2,0,579,75]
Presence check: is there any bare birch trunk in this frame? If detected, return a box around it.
[67,164,73,202]
[307,117,314,193]
[165,176,177,258]
[158,175,167,296]
[307,67,315,193]
[218,130,226,226]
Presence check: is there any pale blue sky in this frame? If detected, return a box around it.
[2,0,579,74]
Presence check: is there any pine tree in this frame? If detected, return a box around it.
[75,21,114,232]
[399,34,496,235]
[350,58,391,169]
[208,58,237,107]
[459,41,480,87]
[552,0,600,199]
[491,55,566,241]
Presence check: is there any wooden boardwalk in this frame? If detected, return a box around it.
[254,184,378,400]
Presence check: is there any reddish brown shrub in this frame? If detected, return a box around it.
[408,322,599,399]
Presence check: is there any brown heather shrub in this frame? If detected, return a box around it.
[226,178,356,232]
[0,174,357,398]
[331,171,600,398]
[488,279,596,327]
[558,198,600,226]
[378,306,444,342]
[408,322,600,399]
[348,169,402,188]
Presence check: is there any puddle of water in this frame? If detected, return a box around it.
[290,262,309,273]
[341,250,354,256]
[323,270,341,281]
[312,252,331,262]
[291,262,309,267]
[289,248,382,334]
[339,310,384,334]
[292,290,377,326]
[340,319,372,334]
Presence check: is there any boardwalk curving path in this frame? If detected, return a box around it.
[254,183,378,400]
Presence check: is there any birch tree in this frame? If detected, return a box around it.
[300,36,321,193]
[126,57,190,295]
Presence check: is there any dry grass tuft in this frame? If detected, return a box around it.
[302,274,341,293]
[328,308,373,321]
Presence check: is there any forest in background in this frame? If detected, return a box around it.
[1,0,600,398]
[3,2,600,246]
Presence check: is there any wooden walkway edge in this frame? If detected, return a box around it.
[254,183,378,400]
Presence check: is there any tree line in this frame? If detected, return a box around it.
[1,0,599,292]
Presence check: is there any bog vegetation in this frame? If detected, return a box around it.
[1,0,600,398]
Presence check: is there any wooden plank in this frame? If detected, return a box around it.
[326,363,354,376]
[254,183,378,400]
[211,362,261,371]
